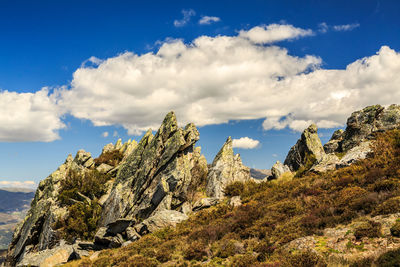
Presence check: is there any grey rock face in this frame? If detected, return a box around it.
[206,137,250,198]
[284,124,325,172]
[271,161,291,179]
[340,105,400,152]
[99,111,207,226]
[324,129,345,153]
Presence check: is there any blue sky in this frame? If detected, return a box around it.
[0,0,399,187]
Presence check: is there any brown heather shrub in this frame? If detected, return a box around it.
[184,241,208,261]
[354,220,381,239]
[224,181,245,197]
[94,150,124,167]
[390,220,400,237]
[376,248,400,267]
[229,253,258,267]
[373,196,400,216]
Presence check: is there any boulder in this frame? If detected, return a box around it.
[16,241,74,267]
[206,137,250,198]
[228,196,242,207]
[271,161,291,179]
[284,124,325,172]
[106,218,134,235]
[192,198,220,211]
[337,141,372,168]
[134,210,188,235]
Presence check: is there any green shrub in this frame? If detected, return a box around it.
[353,220,381,240]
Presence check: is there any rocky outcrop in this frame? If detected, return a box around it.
[134,210,188,235]
[284,124,325,172]
[99,111,208,227]
[5,137,136,266]
[206,137,251,198]
[338,104,400,153]
[271,161,291,179]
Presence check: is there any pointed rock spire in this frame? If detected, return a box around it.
[206,137,250,198]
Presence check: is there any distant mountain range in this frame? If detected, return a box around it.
[0,188,34,252]
[0,188,34,213]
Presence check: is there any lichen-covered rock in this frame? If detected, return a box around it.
[271,161,291,179]
[192,198,220,211]
[99,111,208,226]
[206,137,250,198]
[340,104,400,152]
[284,124,325,172]
[337,141,372,168]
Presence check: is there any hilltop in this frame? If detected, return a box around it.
[4,104,400,267]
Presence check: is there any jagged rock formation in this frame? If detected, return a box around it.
[323,129,344,154]
[99,111,207,226]
[206,137,251,198]
[284,124,325,172]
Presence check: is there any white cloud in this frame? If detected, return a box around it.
[239,24,313,44]
[174,9,195,27]
[199,16,220,25]
[318,22,329,33]
[333,23,360,31]
[101,131,109,138]
[232,137,260,149]
[0,180,36,188]
[0,88,65,142]
[57,24,400,135]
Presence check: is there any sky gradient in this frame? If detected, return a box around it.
[0,0,399,187]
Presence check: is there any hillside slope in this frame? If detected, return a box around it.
[64,129,400,266]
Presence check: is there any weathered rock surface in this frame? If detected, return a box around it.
[99,111,208,227]
[271,161,291,179]
[192,198,220,211]
[284,124,325,172]
[134,210,188,235]
[323,129,344,154]
[339,104,400,152]
[206,137,250,198]
[16,240,74,267]
[284,213,400,266]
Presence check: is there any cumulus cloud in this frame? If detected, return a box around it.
[57,24,400,134]
[239,24,313,44]
[0,88,65,142]
[333,23,360,31]
[232,137,260,149]
[174,9,195,27]
[0,180,36,188]
[199,16,220,25]
[101,131,109,138]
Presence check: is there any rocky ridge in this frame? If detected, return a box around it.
[4,112,249,267]
[4,104,400,266]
